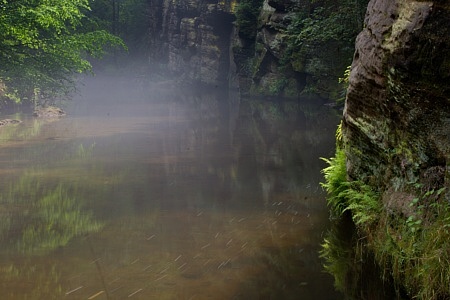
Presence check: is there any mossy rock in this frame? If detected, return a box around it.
[33,106,66,118]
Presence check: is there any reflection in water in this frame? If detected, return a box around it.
[1,176,102,254]
[320,215,401,299]
[0,77,341,299]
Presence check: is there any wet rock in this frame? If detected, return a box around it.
[33,106,66,118]
[0,119,22,126]
[343,0,450,207]
[339,3,450,297]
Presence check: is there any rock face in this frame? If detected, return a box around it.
[148,0,236,86]
[146,0,358,98]
[332,1,450,297]
[343,0,450,200]
[249,0,305,97]
[145,0,316,96]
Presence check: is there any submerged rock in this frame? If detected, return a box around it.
[0,119,22,126]
[33,106,66,118]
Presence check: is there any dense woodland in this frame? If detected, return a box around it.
[0,0,368,107]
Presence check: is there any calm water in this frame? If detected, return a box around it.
[0,76,341,299]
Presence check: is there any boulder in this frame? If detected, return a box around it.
[33,106,66,118]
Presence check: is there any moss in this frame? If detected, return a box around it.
[321,125,450,299]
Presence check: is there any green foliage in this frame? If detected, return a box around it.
[321,147,381,227]
[321,147,348,215]
[283,0,368,98]
[373,186,450,299]
[341,181,381,227]
[0,0,125,104]
[268,78,289,95]
[86,0,150,56]
[322,131,450,299]
[338,65,351,85]
[235,0,264,40]
[337,65,351,104]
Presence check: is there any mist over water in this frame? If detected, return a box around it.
[0,74,341,299]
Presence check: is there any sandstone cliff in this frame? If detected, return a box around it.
[336,0,450,298]
[247,0,305,97]
[147,0,236,86]
[146,0,363,99]
[344,0,449,214]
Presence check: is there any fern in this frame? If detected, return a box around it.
[342,182,380,227]
[321,147,348,215]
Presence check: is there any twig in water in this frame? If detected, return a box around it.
[88,291,105,299]
[65,286,83,295]
[128,289,143,297]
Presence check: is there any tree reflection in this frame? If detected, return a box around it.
[0,174,102,255]
[0,261,64,299]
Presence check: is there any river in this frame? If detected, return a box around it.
[0,75,341,299]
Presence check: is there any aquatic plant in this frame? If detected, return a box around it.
[76,142,96,159]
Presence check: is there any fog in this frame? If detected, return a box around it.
[0,65,342,298]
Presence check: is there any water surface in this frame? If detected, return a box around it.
[0,76,341,299]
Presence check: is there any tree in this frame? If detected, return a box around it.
[284,0,368,97]
[85,0,151,58]
[235,0,264,40]
[0,0,125,105]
